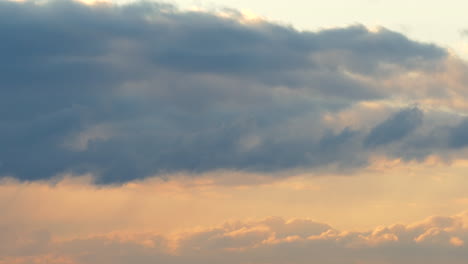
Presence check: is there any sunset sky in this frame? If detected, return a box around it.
[2,0,468,263]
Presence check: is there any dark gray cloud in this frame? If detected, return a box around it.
[0,0,459,183]
[364,107,423,148]
[448,119,468,148]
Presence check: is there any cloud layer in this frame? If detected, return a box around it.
[1,0,468,184]
[1,162,468,264]
[3,212,468,264]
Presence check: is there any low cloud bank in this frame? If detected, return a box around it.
[2,213,468,264]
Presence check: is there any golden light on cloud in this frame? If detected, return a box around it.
[2,156,468,242]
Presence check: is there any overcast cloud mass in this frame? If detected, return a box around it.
[3,0,468,183]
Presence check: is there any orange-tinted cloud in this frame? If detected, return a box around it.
[3,213,468,264]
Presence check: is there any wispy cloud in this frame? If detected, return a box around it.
[461,29,468,37]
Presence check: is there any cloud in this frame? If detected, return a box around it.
[1,0,467,183]
[364,107,423,148]
[3,212,468,264]
[2,169,468,263]
[448,119,468,148]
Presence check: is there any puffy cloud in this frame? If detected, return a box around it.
[1,0,468,183]
[3,213,468,264]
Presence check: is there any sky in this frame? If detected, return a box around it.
[2,0,468,263]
